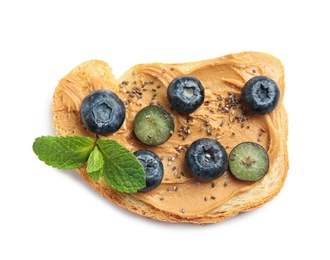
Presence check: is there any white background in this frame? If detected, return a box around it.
[1,0,329,259]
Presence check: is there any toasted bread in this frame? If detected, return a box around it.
[52,52,288,224]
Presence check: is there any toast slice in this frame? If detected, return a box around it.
[52,52,289,224]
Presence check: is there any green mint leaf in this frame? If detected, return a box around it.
[33,136,94,169]
[97,139,146,193]
[86,146,103,181]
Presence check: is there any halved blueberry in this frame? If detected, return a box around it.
[228,142,269,182]
[242,76,280,114]
[185,138,228,181]
[134,150,164,192]
[133,105,174,146]
[80,90,125,135]
[167,76,204,114]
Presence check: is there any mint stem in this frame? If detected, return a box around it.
[94,134,100,146]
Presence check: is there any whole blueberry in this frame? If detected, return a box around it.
[167,76,204,114]
[185,138,228,181]
[80,90,125,135]
[134,150,164,192]
[242,76,280,114]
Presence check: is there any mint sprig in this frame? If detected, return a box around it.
[33,136,146,193]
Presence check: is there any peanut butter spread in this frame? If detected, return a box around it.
[52,52,284,219]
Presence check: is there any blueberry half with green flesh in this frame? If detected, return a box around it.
[134,150,164,192]
[80,90,125,135]
[133,105,174,146]
[229,142,269,182]
[242,76,280,114]
[185,138,228,181]
[167,76,205,114]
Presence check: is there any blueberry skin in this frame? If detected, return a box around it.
[167,76,205,114]
[80,90,125,135]
[185,138,228,181]
[134,150,164,192]
[242,76,280,114]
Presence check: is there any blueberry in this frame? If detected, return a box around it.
[242,76,280,114]
[80,90,125,135]
[185,138,228,181]
[134,150,164,192]
[167,76,204,114]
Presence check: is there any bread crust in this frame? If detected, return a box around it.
[52,52,289,224]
